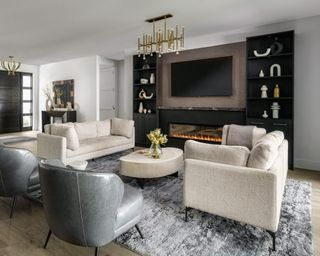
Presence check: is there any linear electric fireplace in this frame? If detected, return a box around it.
[169,123,223,143]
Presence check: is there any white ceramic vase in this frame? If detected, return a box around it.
[150,73,155,84]
[138,102,144,113]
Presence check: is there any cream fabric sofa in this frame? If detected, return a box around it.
[37,118,134,164]
[184,125,288,251]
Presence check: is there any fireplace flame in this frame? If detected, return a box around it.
[170,133,222,143]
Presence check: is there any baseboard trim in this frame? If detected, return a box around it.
[294,158,320,171]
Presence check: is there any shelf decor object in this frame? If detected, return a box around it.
[253,48,271,57]
[150,73,155,84]
[261,85,268,98]
[262,110,268,119]
[270,37,284,55]
[1,56,21,76]
[137,14,184,59]
[246,30,294,168]
[270,64,281,77]
[271,102,280,119]
[274,84,280,98]
[259,69,265,77]
[138,102,144,113]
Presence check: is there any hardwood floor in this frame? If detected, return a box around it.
[0,132,319,255]
[0,196,138,256]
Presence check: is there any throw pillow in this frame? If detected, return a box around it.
[74,122,97,140]
[247,131,284,170]
[111,118,134,138]
[97,120,111,137]
[51,126,80,150]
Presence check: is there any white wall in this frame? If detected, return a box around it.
[39,56,98,126]
[118,56,133,120]
[120,15,320,171]
[0,63,39,130]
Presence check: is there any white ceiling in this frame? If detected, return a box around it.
[1,0,320,65]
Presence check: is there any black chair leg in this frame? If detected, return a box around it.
[185,207,190,222]
[9,196,17,218]
[135,224,144,239]
[267,230,276,251]
[44,230,52,249]
[95,247,100,256]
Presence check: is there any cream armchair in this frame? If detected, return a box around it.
[183,125,288,251]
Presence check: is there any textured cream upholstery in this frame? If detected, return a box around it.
[111,118,134,138]
[97,120,111,137]
[222,125,266,149]
[74,121,97,140]
[247,131,285,170]
[184,135,288,233]
[67,136,131,157]
[37,119,135,164]
[50,125,80,150]
[37,133,67,163]
[184,140,250,167]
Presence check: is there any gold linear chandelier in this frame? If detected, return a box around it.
[1,56,21,76]
[138,14,184,59]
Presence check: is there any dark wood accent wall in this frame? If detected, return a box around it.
[157,42,246,109]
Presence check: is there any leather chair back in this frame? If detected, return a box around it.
[0,145,38,197]
[39,162,124,247]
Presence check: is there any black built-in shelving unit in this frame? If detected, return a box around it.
[133,54,158,146]
[246,30,294,168]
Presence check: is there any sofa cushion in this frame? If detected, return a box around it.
[67,135,131,157]
[247,131,284,170]
[97,120,111,137]
[50,125,80,150]
[46,122,74,134]
[74,121,97,140]
[185,140,250,167]
[111,118,134,138]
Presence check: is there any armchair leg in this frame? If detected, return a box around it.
[95,247,100,256]
[267,230,276,251]
[9,196,17,218]
[135,224,144,239]
[44,230,52,249]
[185,207,190,222]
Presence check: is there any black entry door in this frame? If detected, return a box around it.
[0,70,21,133]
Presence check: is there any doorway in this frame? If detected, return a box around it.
[99,66,116,120]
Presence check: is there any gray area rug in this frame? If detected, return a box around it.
[86,152,313,256]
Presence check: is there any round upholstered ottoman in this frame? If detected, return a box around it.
[119,147,183,188]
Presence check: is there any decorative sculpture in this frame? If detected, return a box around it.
[140,78,148,84]
[138,102,144,113]
[138,89,153,99]
[270,64,281,77]
[259,70,265,77]
[270,37,284,55]
[273,84,280,98]
[150,73,155,84]
[260,85,268,98]
[253,48,271,57]
[262,110,268,119]
[271,102,280,119]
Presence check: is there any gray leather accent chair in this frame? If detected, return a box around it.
[0,144,39,218]
[39,161,144,256]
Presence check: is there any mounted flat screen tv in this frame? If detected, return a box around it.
[171,56,233,97]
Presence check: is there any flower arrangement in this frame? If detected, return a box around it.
[146,128,168,158]
[42,84,54,111]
